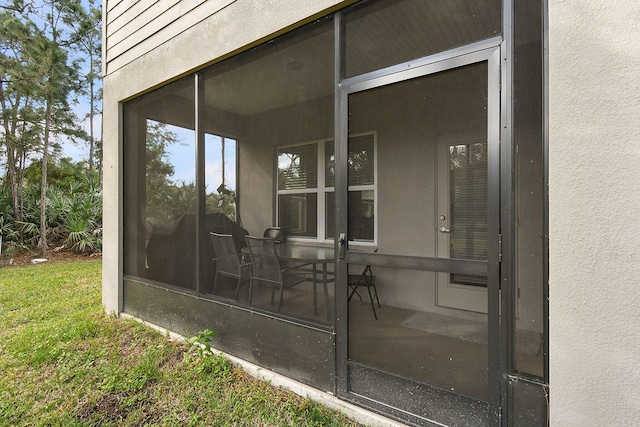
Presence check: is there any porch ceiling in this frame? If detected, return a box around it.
[168,0,521,118]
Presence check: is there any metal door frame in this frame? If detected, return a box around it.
[333,33,504,425]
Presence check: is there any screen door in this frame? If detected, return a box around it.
[336,46,501,426]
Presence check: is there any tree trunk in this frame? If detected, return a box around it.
[39,100,52,256]
[0,86,22,223]
[88,37,95,176]
[4,139,21,221]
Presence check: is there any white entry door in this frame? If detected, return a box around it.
[436,129,488,313]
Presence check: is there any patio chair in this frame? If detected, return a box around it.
[210,232,251,300]
[347,251,381,319]
[244,236,310,311]
[263,227,286,244]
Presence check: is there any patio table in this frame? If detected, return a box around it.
[243,243,335,321]
[276,244,335,322]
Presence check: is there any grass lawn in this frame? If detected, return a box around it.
[0,261,363,426]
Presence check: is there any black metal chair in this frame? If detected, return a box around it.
[244,236,310,311]
[210,232,251,300]
[263,227,285,243]
[347,254,381,320]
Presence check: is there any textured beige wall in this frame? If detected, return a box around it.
[549,1,640,425]
[102,0,349,313]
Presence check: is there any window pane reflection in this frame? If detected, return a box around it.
[200,17,335,323]
[449,142,487,286]
[145,120,196,227]
[326,135,376,241]
[278,144,318,190]
[205,134,237,220]
[123,77,196,291]
[326,191,374,241]
[144,120,196,289]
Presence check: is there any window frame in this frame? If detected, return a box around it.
[276,132,377,244]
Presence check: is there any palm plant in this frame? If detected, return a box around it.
[1,156,103,254]
[19,183,42,226]
[11,183,103,254]
[63,215,101,253]
[15,184,58,247]
[62,187,102,253]
[0,215,19,243]
[45,186,71,242]
[0,189,18,244]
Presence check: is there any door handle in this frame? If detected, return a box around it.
[438,226,451,233]
[338,233,346,259]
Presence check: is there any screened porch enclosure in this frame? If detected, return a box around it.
[121,0,547,425]
[123,16,337,324]
[123,28,493,330]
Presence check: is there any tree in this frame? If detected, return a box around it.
[145,120,178,207]
[0,10,40,226]
[17,0,86,254]
[68,0,101,180]
[23,156,92,190]
[0,0,102,255]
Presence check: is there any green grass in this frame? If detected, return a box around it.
[0,261,363,426]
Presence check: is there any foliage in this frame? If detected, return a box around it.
[188,328,217,357]
[0,0,102,255]
[1,159,102,253]
[23,156,91,189]
[0,261,362,427]
[0,215,18,242]
[144,121,200,231]
[70,0,102,178]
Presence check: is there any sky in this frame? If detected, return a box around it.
[8,0,102,164]
[64,0,233,194]
[60,0,102,163]
[60,100,95,161]
[159,122,237,194]
[0,0,238,203]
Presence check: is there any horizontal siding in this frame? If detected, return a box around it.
[106,0,124,13]
[108,0,164,36]
[107,0,181,54]
[107,0,137,20]
[105,0,235,74]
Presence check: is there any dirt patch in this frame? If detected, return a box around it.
[75,393,129,425]
[0,248,101,267]
[160,347,185,369]
[75,391,162,426]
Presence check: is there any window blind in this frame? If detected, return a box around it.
[450,142,487,286]
[325,134,375,187]
[277,144,318,190]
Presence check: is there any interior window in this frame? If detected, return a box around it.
[277,143,319,238]
[278,134,376,242]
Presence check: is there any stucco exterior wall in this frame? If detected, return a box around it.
[548,1,640,425]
